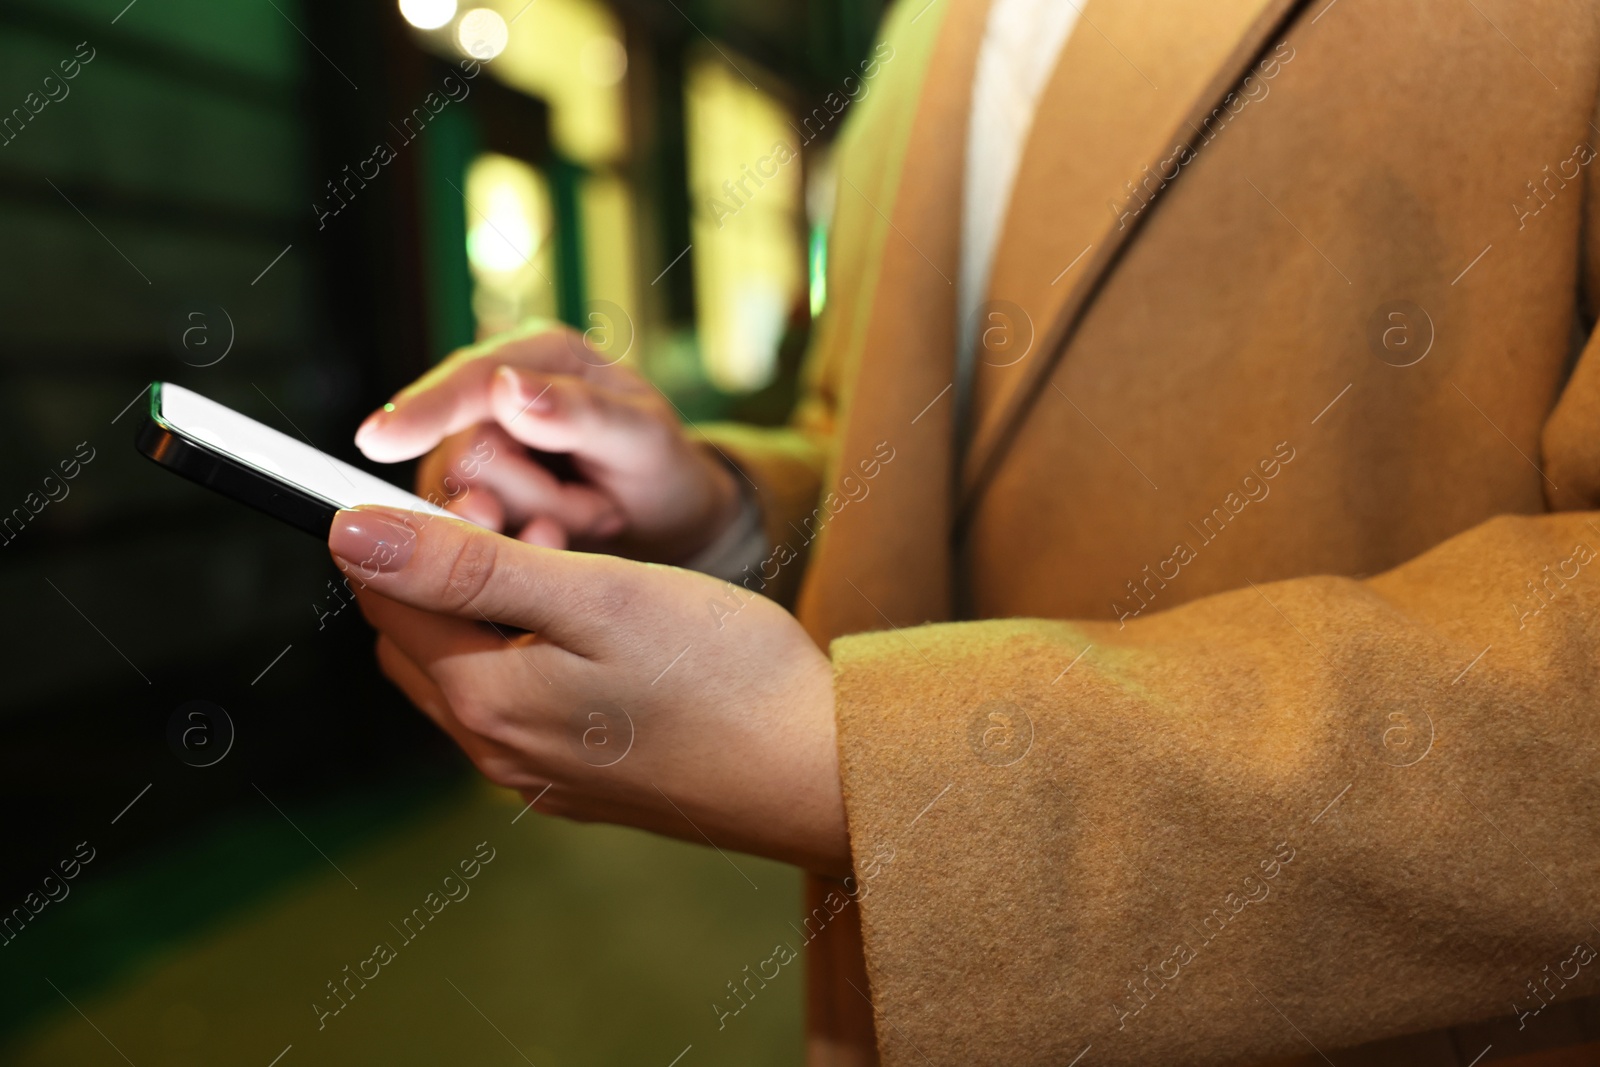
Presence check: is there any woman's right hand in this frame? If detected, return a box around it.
[351,321,746,562]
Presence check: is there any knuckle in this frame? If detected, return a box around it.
[564,562,628,620]
[461,744,507,784]
[473,754,514,787]
[441,529,500,607]
[475,753,534,790]
[449,694,497,736]
[591,579,631,620]
[444,684,518,746]
[432,668,472,711]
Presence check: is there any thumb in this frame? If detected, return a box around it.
[327,505,610,646]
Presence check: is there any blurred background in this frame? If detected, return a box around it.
[0,0,885,1062]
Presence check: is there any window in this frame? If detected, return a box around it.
[685,51,806,393]
[464,152,557,337]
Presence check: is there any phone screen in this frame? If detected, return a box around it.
[157,382,453,517]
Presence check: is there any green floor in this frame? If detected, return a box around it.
[1,781,804,1066]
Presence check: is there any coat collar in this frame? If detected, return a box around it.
[958,0,1315,521]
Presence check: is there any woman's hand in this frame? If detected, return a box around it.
[351,322,745,563]
[329,504,851,877]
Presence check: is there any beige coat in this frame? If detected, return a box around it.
[707,0,1600,1063]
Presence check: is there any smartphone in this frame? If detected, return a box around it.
[137,381,452,537]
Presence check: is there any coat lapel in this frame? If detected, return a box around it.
[795,0,995,642]
[959,0,1314,518]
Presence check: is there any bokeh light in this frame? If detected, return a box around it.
[457,7,510,60]
[579,35,628,87]
[398,0,457,31]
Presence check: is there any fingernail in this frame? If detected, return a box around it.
[329,509,415,573]
[494,365,524,395]
[354,409,386,445]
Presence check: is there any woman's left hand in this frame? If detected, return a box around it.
[328,505,851,877]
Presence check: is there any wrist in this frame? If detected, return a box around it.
[787,649,851,877]
[668,450,755,565]
[699,448,746,546]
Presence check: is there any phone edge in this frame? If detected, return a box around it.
[134,382,341,539]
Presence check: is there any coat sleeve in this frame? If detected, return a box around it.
[831,511,1600,1065]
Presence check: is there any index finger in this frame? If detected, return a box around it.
[354,324,589,462]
